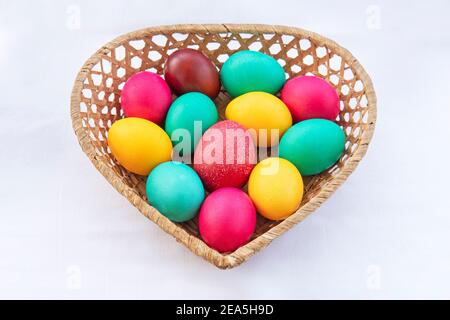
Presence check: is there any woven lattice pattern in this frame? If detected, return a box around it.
[71,24,376,269]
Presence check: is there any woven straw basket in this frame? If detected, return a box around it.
[70,24,376,269]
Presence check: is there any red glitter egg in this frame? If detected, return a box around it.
[193,120,256,192]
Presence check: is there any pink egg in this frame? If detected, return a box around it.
[199,188,256,253]
[121,71,172,125]
[281,75,340,122]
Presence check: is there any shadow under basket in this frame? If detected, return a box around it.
[70,24,377,269]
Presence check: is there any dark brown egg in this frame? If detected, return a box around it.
[164,48,220,99]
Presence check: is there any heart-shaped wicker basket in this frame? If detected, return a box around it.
[71,24,376,269]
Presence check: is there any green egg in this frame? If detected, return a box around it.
[146,162,205,222]
[279,119,346,176]
[165,92,218,155]
[220,50,286,97]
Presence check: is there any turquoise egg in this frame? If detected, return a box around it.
[279,119,346,176]
[165,92,218,155]
[220,50,286,97]
[146,162,205,222]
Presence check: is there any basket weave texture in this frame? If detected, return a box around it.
[70,24,377,269]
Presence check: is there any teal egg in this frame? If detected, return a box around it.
[279,119,346,176]
[165,92,218,155]
[220,50,286,97]
[146,162,205,222]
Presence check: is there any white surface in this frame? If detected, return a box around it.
[1,0,450,299]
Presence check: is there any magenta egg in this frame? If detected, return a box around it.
[281,75,340,122]
[121,71,172,125]
[199,188,256,253]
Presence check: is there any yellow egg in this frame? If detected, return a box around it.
[225,92,292,147]
[107,117,172,176]
[248,157,303,220]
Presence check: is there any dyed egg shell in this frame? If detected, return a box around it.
[193,120,256,192]
[281,75,340,122]
[248,157,303,221]
[279,119,345,176]
[220,50,286,97]
[164,48,220,99]
[146,162,205,222]
[165,92,218,156]
[199,188,256,253]
[225,92,292,147]
[107,118,172,176]
[121,71,172,125]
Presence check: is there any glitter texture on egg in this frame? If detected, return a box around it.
[193,120,256,192]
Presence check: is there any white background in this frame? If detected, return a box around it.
[1,0,450,299]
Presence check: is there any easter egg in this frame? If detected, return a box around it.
[164,48,220,99]
[220,50,286,97]
[193,120,256,192]
[146,162,204,222]
[279,119,345,176]
[281,75,340,122]
[199,188,256,253]
[107,118,172,176]
[121,71,172,125]
[248,157,303,221]
[225,92,292,147]
[165,92,218,155]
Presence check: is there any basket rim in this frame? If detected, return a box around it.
[70,23,377,269]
